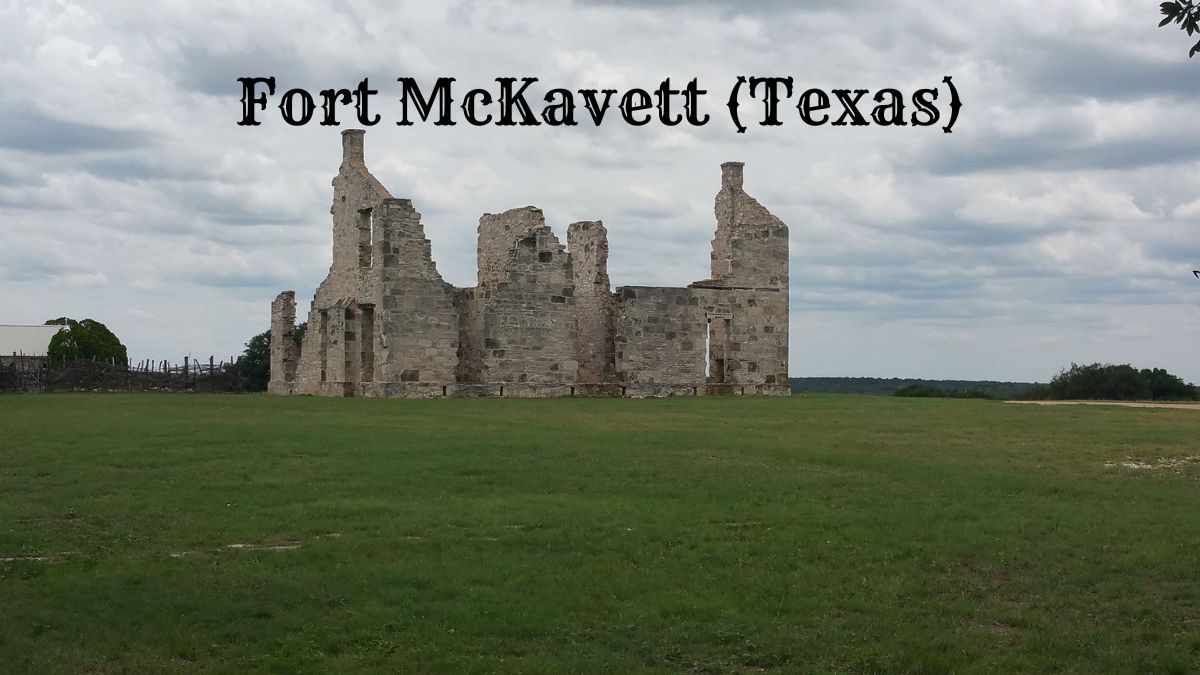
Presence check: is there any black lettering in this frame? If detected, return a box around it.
[461,88,493,125]
[278,88,315,126]
[831,89,869,126]
[910,87,940,127]
[397,77,456,126]
[496,77,540,126]
[541,88,577,126]
[619,89,653,125]
[319,88,352,126]
[353,79,380,126]
[797,88,829,126]
[749,76,793,126]
[238,77,275,126]
[684,78,710,125]
[870,88,906,126]
[654,78,683,125]
[579,89,617,125]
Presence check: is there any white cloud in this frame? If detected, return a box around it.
[0,0,1197,382]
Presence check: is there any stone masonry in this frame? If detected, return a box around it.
[269,130,789,398]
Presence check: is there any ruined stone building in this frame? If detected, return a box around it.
[268,129,789,398]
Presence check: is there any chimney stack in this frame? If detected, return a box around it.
[721,161,744,190]
[341,129,365,164]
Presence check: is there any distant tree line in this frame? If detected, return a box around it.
[1022,363,1198,401]
[893,384,995,399]
[790,377,1037,398]
[792,365,1198,402]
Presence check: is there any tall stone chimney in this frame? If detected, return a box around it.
[721,161,744,191]
[342,129,365,165]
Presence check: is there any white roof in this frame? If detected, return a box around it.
[0,325,63,357]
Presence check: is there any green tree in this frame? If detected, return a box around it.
[44,317,128,364]
[238,330,271,391]
[1159,1,1200,57]
[1141,367,1199,400]
[237,322,306,392]
[1039,363,1197,401]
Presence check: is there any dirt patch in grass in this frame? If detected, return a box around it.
[224,541,302,551]
[1104,456,1200,472]
[0,551,78,563]
[1006,401,1200,410]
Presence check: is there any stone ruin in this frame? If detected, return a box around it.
[268,129,789,398]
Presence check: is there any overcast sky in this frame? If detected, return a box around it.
[1,0,1198,382]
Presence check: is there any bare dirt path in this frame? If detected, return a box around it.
[1005,400,1200,410]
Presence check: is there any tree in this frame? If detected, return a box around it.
[1159,1,1200,57]
[239,330,271,391]
[1141,367,1199,400]
[1033,362,1198,401]
[237,322,306,392]
[44,317,128,364]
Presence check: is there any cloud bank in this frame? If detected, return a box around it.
[1,0,1197,381]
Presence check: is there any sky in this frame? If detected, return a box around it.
[1,0,1198,382]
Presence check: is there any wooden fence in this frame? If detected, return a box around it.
[0,354,256,393]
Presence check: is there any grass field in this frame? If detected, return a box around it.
[1,394,1198,673]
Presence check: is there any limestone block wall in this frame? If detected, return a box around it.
[474,207,579,384]
[321,302,347,388]
[267,291,298,394]
[453,288,485,384]
[707,162,789,290]
[373,198,459,385]
[614,286,705,392]
[328,130,392,302]
[691,287,789,389]
[567,220,615,384]
[294,130,392,395]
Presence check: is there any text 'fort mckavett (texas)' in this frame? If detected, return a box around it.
[238,76,961,133]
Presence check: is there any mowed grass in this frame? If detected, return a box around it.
[1,394,1198,673]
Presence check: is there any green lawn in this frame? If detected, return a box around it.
[1,394,1198,673]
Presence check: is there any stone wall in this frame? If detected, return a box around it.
[373,198,459,385]
[690,287,789,391]
[613,286,705,396]
[453,287,485,384]
[267,291,298,394]
[294,130,392,395]
[568,220,614,384]
[704,162,789,290]
[270,130,789,398]
[474,207,579,384]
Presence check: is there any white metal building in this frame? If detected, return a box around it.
[0,324,64,365]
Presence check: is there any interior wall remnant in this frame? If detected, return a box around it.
[267,291,298,395]
[474,207,578,385]
[568,220,614,384]
[371,197,459,391]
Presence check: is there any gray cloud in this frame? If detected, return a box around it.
[0,0,1196,382]
[1024,41,1200,102]
[0,108,150,155]
[928,130,1200,175]
[79,157,212,183]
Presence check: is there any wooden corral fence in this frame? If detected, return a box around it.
[0,354,255,393]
